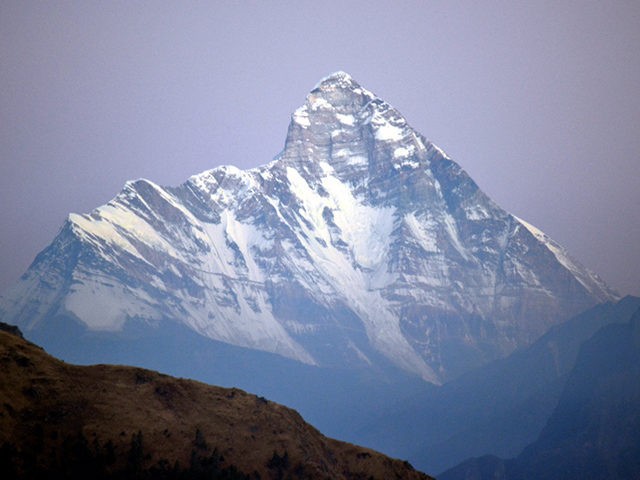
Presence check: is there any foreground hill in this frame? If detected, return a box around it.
[0,325,431,480]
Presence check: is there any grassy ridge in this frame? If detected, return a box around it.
[0,327,431,480]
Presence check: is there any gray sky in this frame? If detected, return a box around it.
[1,1,639,296]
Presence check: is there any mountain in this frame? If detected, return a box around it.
[0,325,432,479]
[0,71,617,384]
[439,306,640,480]
[355,295,640,473]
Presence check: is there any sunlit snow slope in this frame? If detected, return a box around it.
[0,72,617,383]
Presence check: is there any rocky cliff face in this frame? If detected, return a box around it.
[0,72,617,383]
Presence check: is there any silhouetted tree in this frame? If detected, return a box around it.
[267,451,289,480]
[126,431,144,476]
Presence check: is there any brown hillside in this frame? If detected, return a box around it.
[0,328,432,479]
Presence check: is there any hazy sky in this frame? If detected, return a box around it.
[1,1,639,296]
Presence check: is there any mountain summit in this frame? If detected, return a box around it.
[0,73,617,383]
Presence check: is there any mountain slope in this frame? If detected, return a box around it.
[512,306,640,479]
[0,325,431,479]
[355,296,640,473]
[0,72,617,383]
[439,306,640,480]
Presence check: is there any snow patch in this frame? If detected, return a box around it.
[394,159,420,170]
[346,155,369,166]
[444,213,470,260]
[64,274,158,331]
[308,95,332,111]
[320,174,395,269]
[405,213,439,252]
[293,106,311,127]
[336,113,356,126]
[375,123,405,142]
[393,146,414,158]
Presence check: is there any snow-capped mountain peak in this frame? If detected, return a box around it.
[0,73,618,383]
[285,70,421,174]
